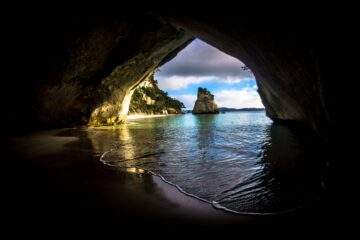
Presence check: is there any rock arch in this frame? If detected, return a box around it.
[5,12,342,140]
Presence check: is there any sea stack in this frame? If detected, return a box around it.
[192,87,219,114]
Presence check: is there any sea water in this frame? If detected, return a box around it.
[91,111,323,213]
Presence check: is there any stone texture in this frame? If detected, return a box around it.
[192,88,219,114]
[164,14,328,134]
[39,15,191,127]
[3,11,347,140]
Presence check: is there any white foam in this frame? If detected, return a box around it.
[99,149,116,166]
[99,150,299,216]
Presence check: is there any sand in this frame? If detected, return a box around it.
[1,128,333,234]
[2,129,248,224]
[127,114,176,121]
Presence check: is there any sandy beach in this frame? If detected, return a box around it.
[127,113,177,121]
[1,128,335,234]
[1,129,256,230]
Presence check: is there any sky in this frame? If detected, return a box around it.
[155,39,264,110]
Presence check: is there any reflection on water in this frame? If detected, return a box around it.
[126,167,145,174]
[87,112,324,213]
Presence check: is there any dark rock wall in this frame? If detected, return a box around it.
[3,10,348,140]
[164,14,334,135]
[4,15,191,130]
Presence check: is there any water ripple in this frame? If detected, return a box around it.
[93,112,323,213]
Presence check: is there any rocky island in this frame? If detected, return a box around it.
[192,87,219,114]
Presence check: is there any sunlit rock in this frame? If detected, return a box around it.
[128,73,184,115]
[87,28,191,126]
[192,88,219,114]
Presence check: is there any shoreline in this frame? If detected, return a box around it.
[6,129,253,224]
[98,148,238,219]
[2,127,334,231]
[127,113,179,121]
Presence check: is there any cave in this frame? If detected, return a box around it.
[3,12,340,138]
[1,7,353,234]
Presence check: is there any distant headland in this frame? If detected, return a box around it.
[218,107,265,112]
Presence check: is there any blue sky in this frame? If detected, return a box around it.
[155,39,264,109]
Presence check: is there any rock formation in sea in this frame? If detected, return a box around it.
[192,88,219,114]
[129,73,184,115]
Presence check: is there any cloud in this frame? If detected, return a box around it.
[173,94,197,109]
[158,75,250,90]
[155,38,262,109]
[156,39,253,81]
[214,89,264,109]
[174,88,264,110]
[158,76,209,90]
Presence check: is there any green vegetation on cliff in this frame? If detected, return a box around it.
[129,75,184,114]
[198,87,212,96]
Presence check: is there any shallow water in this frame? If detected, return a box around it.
[86,112,324,213]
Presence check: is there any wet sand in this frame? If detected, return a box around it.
[127,114,174,121]
[0,128,340,235]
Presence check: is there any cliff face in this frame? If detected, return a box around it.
[24,15,192,128]
[164,13,339,136]
[192,88,219,114]
[129,73,184,115]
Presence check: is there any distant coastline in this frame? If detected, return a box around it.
[218,107,265,112]
[183,107,264,113]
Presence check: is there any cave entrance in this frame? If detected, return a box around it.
[127,38,263,116]
[99,41,280,214]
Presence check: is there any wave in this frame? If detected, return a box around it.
[99,149,298,216]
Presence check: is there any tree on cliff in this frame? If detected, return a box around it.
[129,75,185,114]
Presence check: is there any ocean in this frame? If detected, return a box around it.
[89,111,324,214]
